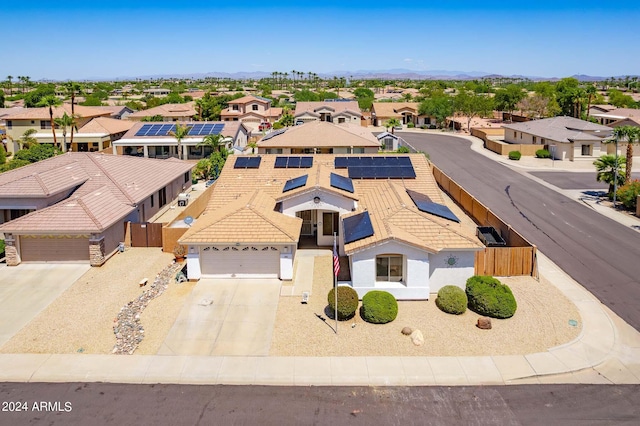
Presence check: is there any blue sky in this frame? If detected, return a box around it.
[4,1,640,80]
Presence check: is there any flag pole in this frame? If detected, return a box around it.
[334,232,338,335]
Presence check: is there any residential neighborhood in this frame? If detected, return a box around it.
[1,1,640,423]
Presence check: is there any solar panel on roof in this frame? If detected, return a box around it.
[261,128,287,141]
[274,157,288,168]
[398,157,412,166]
[135,124,153,136]
[245,156,262,168]
[287,157,301,168]
[343,211,374,244]
[406,189,460,223]
[330,173,354,193]
[334,157,348,168]
[300,157,313,168]
[234,157,249,168]
[282,175,308,192]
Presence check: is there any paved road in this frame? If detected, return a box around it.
[531,171,640,190]
[1,383,639,425]
[400,132,640,331]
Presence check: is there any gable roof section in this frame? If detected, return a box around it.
[6,105,111,120]
[257,121,379,148]
[502,116,612,143]
[229,95,271,105]
[294,101,361,117]
[127,103,197,119]
[179,191,302,244]
[371,102,420,118]
[78,117,136,135]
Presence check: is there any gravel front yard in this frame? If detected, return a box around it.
[0,248,192,355]
[270,254,581,357]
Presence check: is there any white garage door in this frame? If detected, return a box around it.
[20,236,89,263]
[200,246,280,278]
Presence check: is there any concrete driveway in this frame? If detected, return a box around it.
[0,263,90,346]
[158,279,281,356]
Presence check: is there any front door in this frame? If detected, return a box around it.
[297,211,313,235]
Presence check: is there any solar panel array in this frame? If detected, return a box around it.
[282,175,308,192]
[135,123,225,137]
[274,156,313,168]
[334,156,415,179]
[329,173,354,193]
[406,189,460,223]
[260,128,288,141]
[234,156,262,169]
[343,211,374,244]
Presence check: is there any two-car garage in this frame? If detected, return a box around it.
[199,245,281,278]
[19,236,90,263]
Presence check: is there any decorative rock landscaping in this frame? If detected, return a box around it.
[112,262,183,355]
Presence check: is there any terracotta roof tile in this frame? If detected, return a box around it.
[257,121,379,148]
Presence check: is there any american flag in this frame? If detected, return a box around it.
[333,236,340,277]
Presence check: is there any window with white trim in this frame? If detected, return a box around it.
[376,255,403,282]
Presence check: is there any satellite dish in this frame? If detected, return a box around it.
[184,216,194,226]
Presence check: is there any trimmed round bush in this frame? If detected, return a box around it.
[508,150,521,160]
[435,285,467,315]
[465,275,517,319]
[535,149,551,158]
[328,286,359,320]
[361,291,398,324]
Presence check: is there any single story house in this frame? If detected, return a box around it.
[502,116,612,161]
[590,108,640,128]
[294,101,362,125]
[178,153,482,300]
[370,102,435,128]
[126,103,197,122]
[0,152,193,265]
[112,121,249,159]
[256,121,380,155]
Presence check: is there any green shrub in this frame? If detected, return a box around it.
[465,275,517,319]
[361,291,398,324]
[328,286,359,320]
[435,285,467,315]
[535,149,551,158]
[397,146,410,153]
[407,122,415,128]
[617,180,640,210]
[508,151,521,160]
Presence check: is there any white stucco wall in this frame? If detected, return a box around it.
[428,250,477,293]
[350,241,430,300]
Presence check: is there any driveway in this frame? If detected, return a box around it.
[158,279,281,356]
[0,263,90,346]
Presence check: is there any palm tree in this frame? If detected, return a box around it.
[53,112,76,152]
[37,95,62,147]
[65,82,83,146]
[594,155,626,195]
[623,126,640,184]
[384,118,401,134]
[197,133,226,154]
[6,75,12,96]
[585,85,597,121]
[8,129,39,150]
[168,122,191,160]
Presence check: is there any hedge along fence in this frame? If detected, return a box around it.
[431,165,538,278]
[161,183,216,253]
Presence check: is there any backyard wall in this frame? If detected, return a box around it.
[472,128,540,156]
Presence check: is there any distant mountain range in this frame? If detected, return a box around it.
[54,69,638,82]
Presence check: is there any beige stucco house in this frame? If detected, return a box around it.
[370,102,435,128]
[127,103,197,122]
[220,95,283,133]
[294,101,362,125]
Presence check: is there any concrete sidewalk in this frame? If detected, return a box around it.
[2,252,638,386]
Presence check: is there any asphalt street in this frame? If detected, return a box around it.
[531,171,640,190]
[1,383,639,425]
[400,132,640,331]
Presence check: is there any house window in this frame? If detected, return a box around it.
[513,131,517,138]
[151,194,154,208]
[338,117,346,123]
[520,132,522,139]
[184,171,190,183]
[158,187,167,207]
[232,105,239,111]
[376,255,403,282]
[352,147,365,154]
[541,138,545,144]
[6,120,11,129]
[533,136,537,144]
[41,120,51,129]
[322,212,340,236]
[252,104,259,111]
[581,145,592,156]
[265,148,283,154]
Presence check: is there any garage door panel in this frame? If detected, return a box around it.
[201,246,279,278]
[20,236,89,262]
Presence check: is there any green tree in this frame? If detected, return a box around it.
[494,84,525,118]
[80,95,103,106]
[23,84,56,107]
[0,90,4,108]
[613,126,640,184]
[384,118,401,134]
[65,82,83,146]
[419,95,453,128]
[585,85,597,120]
[0,143,6,165]
[593,155,626,195]
[15,143,61,163]
[608,90,636,108]
[278,113,294,127]
[555,78,584,117]
[454,90,494,131]
[53,112,76,152]
[16,129,38,149]
[37,95,62,147]
[6,75,13,96]
[168,122,190,160]
[198,133,226,153]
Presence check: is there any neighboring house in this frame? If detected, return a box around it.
[113,121,249,159]
[294,101,362,125]
[502,116,612,161]
[370,102,434,127]
[3,105,112,154]
[72,117,136,152]
[0,152,193,266]
[588,104,617,117]
[220,95,283,133]
[256,121,380,154]
[94,105,135,120]
[376,132,405,151]
[127,103,197,122]
[178,153,482,300]
[590,108,640,128]
[143,88,171,97]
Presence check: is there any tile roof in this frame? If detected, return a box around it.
[294,101,361,117]
[127,103,197,119]
[502,116,612,143]
[229,95,271,105]
[371,102,420,118]
[78,117,136,135]
[591,108,640,121]
[257,121,380,148]
[120,121,245,141]
[5,105,112,120]
[0,153,193,234]
[182,153,481,253]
